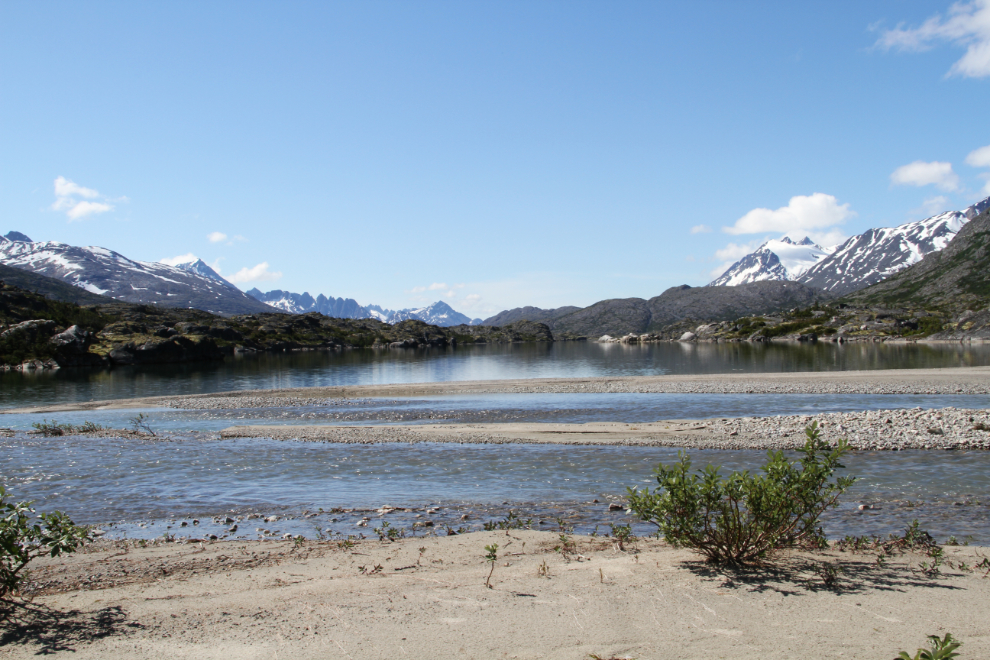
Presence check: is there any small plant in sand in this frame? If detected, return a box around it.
[484,543,498,588]
[897,633,962,660]
[609,523,634,551]
[1,485,90,611]
[627,423,854,564]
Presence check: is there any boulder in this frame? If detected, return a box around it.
[50,325,90,352]
[1,319,58,341]
[678,331,697,342]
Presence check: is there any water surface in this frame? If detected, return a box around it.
[4,341,990,409]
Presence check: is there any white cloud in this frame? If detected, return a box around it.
[51,176,116,221]
[723,193,854,236]
[160,253,199,267]
[65,201,113,220]
[465,293,481,302]
[690,224,712,234]
[207,231,228,243]
[54,176,99,199]
[875,0,990,78]
[208,258,224,274]
[226,262,283,284]
[967,144,990,167]
[890,160,960,191]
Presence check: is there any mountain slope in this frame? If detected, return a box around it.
[710,237,831,286]
[0,262,113,306]
[842,207,990,311]
[707,197,989,294]
[547,281,830,337]
[0,236,275,315]
[482,306,581,326]
[798,208,973,295]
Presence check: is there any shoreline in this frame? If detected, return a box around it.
[8,531,990,659]
[219,404,990,450]
[5,365,990,415]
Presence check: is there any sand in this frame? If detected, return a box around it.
[4,531,989,659]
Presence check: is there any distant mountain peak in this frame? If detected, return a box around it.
[709,236,831,287]
[173,258,228,283]
[3,231,33,242]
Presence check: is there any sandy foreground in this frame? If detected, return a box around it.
[3,531,989,659]
[8,366,990,415]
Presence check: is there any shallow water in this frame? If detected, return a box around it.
[3,434,988,543]
[4,341,990,409]
[2,392,989,432]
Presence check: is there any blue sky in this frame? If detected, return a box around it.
[2,1,989,316]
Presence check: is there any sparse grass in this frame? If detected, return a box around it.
[29,420,108,436]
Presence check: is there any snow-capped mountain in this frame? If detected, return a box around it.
[245,288,373,318]
[708,196,990,295]
[246,288,481,326]
[709,237,832,287]
[797,209,972,295]
[387,301,482,326]
[0,234,276,315]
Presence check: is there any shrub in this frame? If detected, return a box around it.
[626,423,854,564]
[897,633,962,660]
[1,485,90,606]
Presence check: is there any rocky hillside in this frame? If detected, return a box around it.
[527,281,831,338]
[1,282,554,370]
[482,306,581,326]
[840,206,990,337]
[0,234,275,315]
[0,263,112,306]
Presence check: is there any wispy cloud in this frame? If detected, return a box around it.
[968,144,990,168]
[912,196,951,218]
[875,0,990,78]
[51,176,117,220]
[207,232,228,243]
[722,193,854,237]
[160,253,199,267]
[226,262,283,284]
[690,224,712,234]
[890,160,960,191]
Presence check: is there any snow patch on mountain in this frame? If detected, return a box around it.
[709,237,833,287]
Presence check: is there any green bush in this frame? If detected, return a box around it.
[1,485,90,606]
[627,423,855,564]
[898,633,962,660]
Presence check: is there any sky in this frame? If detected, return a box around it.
[2,1,989,317]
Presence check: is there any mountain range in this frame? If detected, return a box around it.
[245,288,482,326]
[709,196,990,295]
[0,233,274,315]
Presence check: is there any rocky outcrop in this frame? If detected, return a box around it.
[106,334,225,365]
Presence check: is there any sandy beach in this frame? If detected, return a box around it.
[4,531,989,659]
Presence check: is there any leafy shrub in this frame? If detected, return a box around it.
[897,633,962,660]
[627,423,854,564]
[1,485,90,606]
